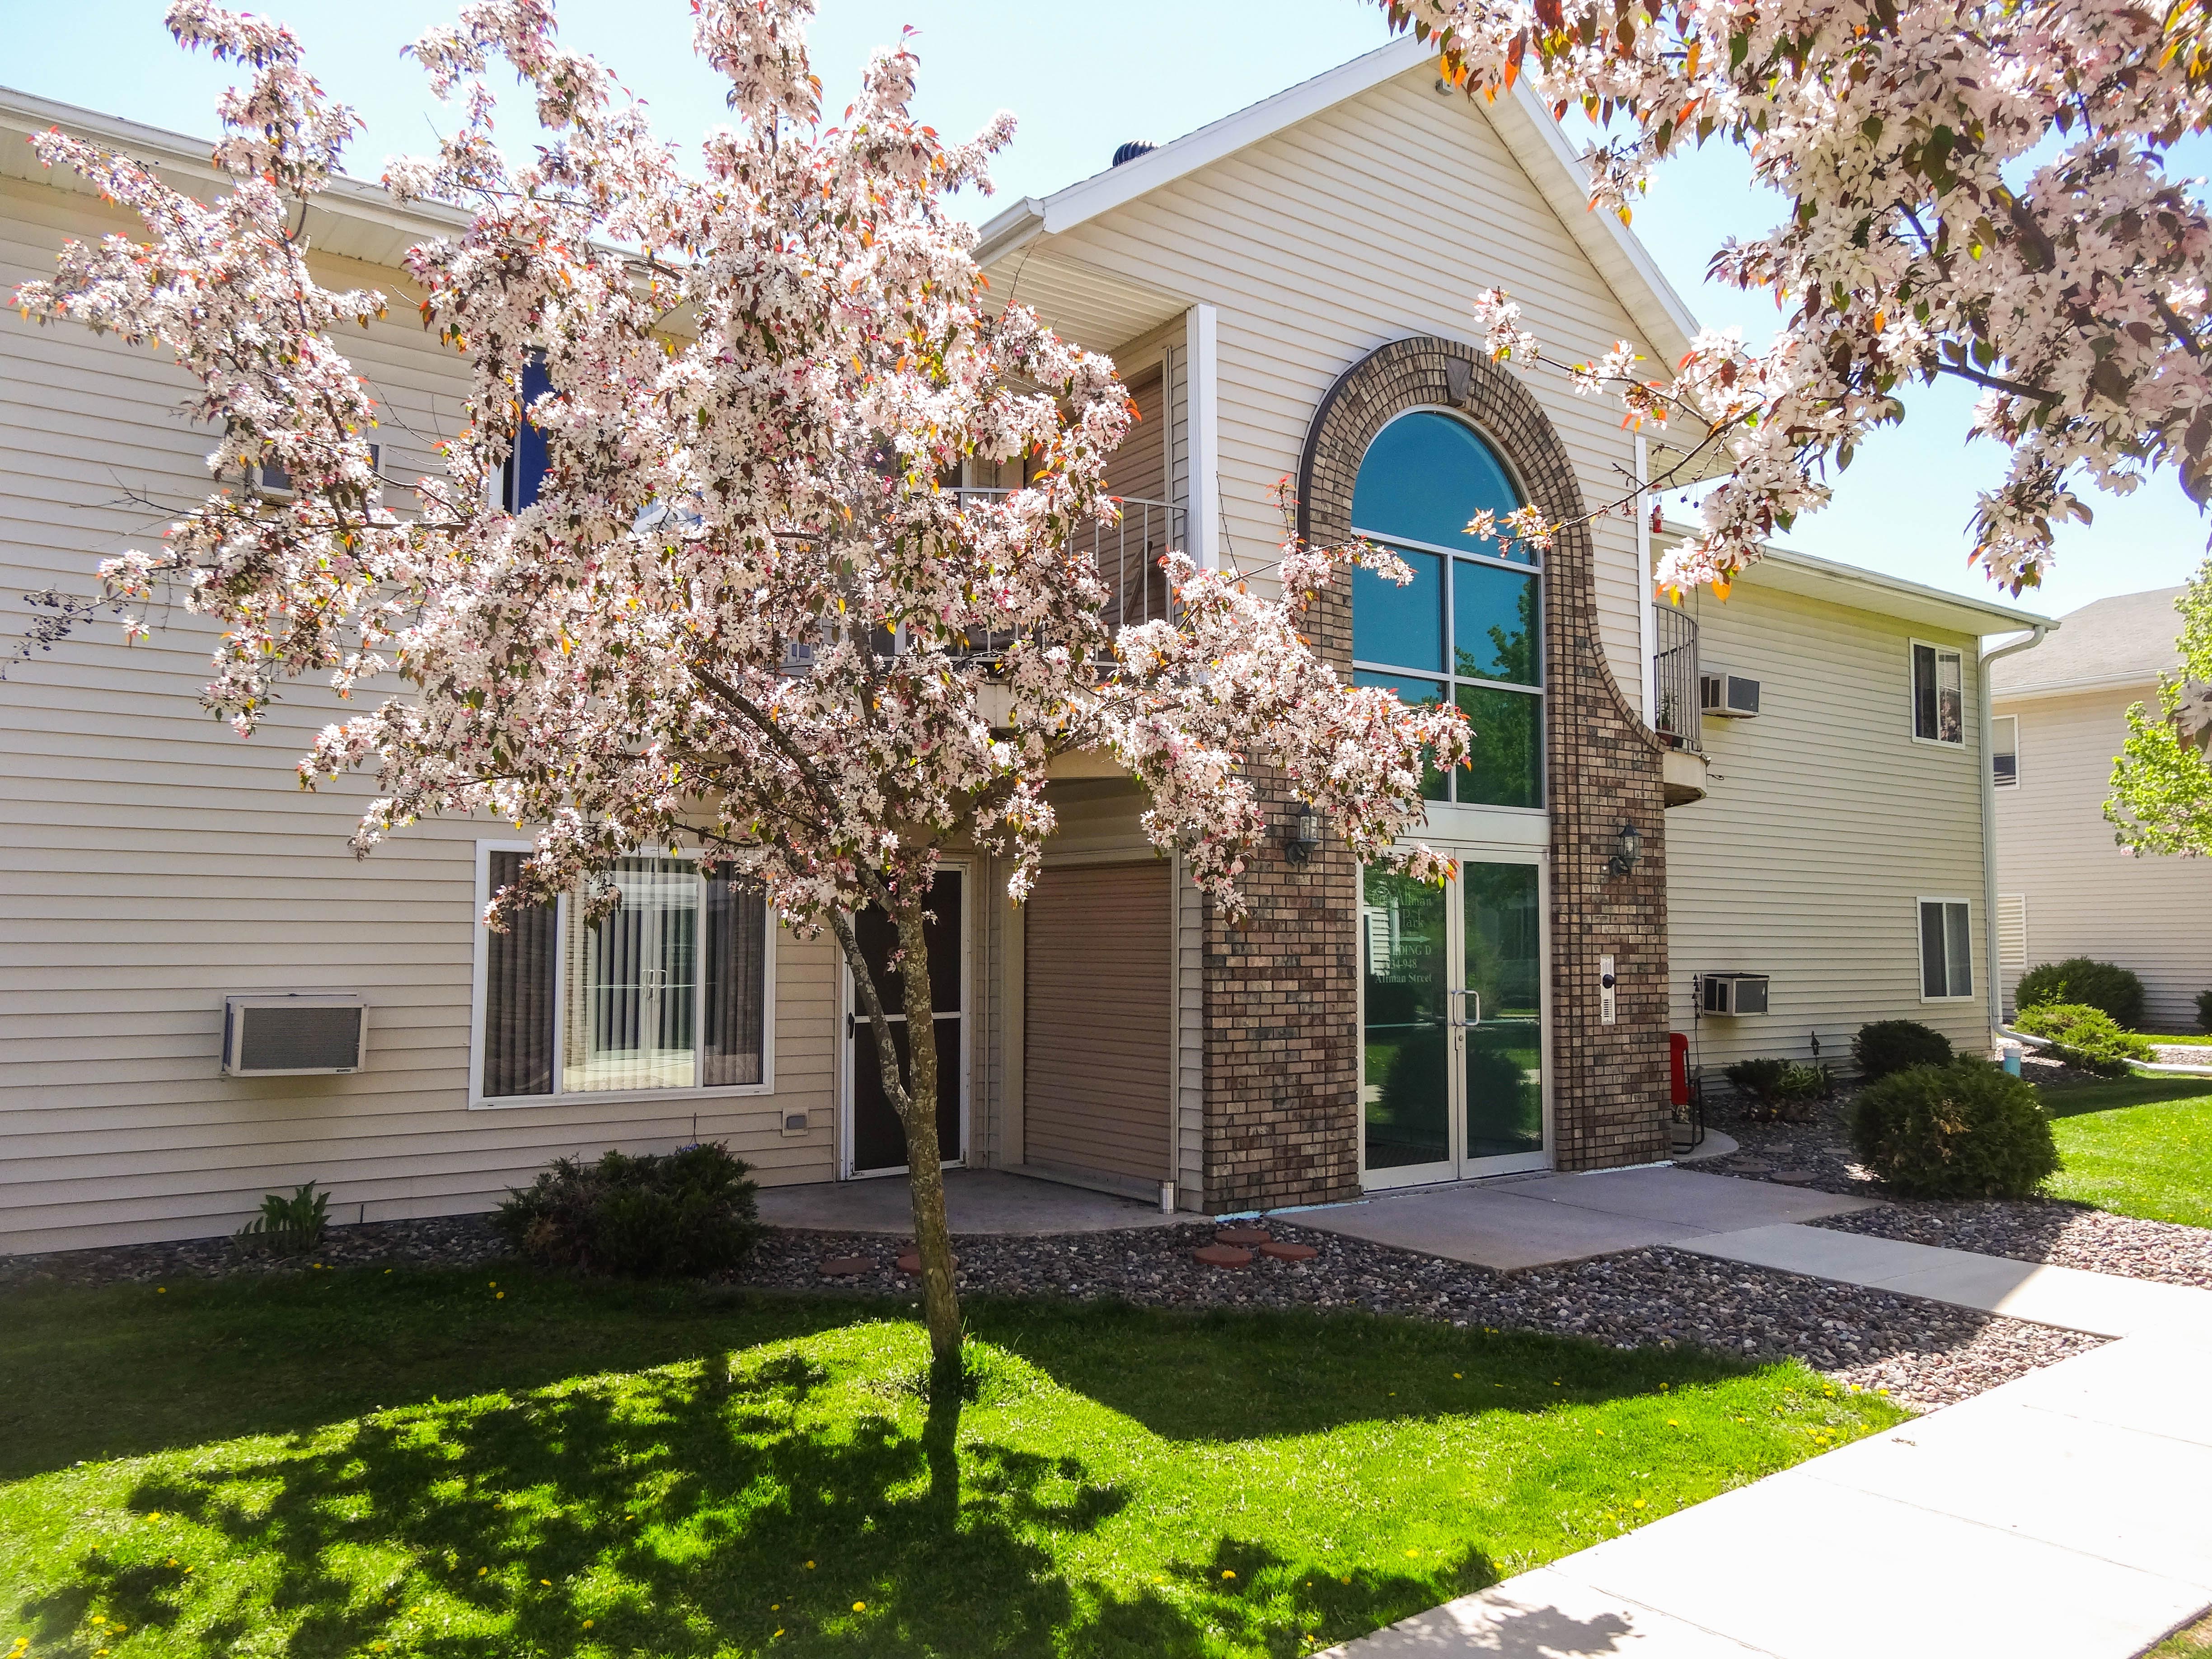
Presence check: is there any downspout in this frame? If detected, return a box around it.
[1980,623,2046,1050]
[1636,435,1657,726]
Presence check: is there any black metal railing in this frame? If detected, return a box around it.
[957,487,1186,632]
[1652,604,1701,753]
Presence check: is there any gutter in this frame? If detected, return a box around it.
[973,197,1046,270]
[1981,622,2048,1044]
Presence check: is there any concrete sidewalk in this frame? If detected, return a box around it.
[1291,1168,1877,1271]
[1328,1226,2212,1658]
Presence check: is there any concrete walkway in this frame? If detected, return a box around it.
[1328,1227,2212,1658]
[1291,1167,1877,1271]
[755,1167,1178,1234]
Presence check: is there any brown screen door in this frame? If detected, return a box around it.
[847,869,964,1176]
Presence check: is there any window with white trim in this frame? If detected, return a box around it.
[1912,642,1965,744]
[1918,899,1975,1000]
[1992,713,2019,787]
[476,847,772,1102]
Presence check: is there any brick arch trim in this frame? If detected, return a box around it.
[1294,335,1672,1174]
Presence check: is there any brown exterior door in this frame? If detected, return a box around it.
[1023,861,1173,1185]
[847,869,964,1176]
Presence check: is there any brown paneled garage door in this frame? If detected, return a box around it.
[1024,861,1173,1184]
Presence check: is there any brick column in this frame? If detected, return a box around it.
[1207,336,1671,1203]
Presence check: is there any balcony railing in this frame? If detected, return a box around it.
[1652,604,1701,754]
[956,487,1186,633]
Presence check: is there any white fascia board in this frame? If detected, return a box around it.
[974,197,1047,269]
[1002,40,1698,378]
[1025,37,1429,237]
[0,83,471,246]
[1493,80,1700,366]
[1658,521,2056,635]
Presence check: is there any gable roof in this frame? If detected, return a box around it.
[973,36,1699,366]
[1657,521,2055,637]
[1991,586,2185,699]
[0,84,469,271]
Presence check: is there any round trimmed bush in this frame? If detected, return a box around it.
[2014,957,2146,1030]
[494,1141,760,1277]
[2011,1002,2155,1078]
[2197,987,2212,1034]
[1852,1019,1953,1081]
[1847,1059,2059,1199]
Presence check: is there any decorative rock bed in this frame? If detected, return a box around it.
[1708,1069,2212,1293]
[0,1204,2097,1411]
[747,1221,2099,1413]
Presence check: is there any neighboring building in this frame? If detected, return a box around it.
[0,41,2047,1255]
[1656,544,2047,1079]
[1992,588,2212,1030]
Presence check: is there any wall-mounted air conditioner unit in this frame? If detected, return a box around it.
[1699,972,1770,1016]
[222,995,369,1076]
[1700,669,1762,719]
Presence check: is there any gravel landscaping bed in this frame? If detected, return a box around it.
[1812,1201,2212,1290]
[0,1213,508,1290]
[746,1222,2099,1413]
[1704,1068,2212,1292]
[0,1209,2096,1413]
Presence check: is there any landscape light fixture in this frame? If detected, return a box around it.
[1287,804,1324,863]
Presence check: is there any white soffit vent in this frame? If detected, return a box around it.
[223,995,368,1076]
[1700,669,1762,718]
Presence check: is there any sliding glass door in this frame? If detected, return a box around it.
[1360,852,1547,1185]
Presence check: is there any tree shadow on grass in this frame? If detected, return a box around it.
[966,1299,1762,1443]
[13,1333,1480,1659]
[0,1269,872,1481]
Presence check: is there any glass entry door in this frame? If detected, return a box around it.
[1360,854,1547,1185]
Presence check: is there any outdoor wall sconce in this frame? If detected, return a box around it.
[1608,820,1643,877]
[1287,804,1324,863]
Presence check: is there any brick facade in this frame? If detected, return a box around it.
[1202,337,1669,1211]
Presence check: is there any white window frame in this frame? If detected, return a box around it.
[468,839,777,1108]
[1992,713,2020,787]
[1909,639,1968,747]
[1915,896,1977,1002]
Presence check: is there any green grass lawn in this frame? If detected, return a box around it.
[0,1266,1905,1659]
[2136,1033,2212,1046]
[2042,1078,2212,1228]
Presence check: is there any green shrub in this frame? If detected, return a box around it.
[1723,1058,1830,1122]
[1847,1059,2060,1198]
[1852,1020,1954,1080]
[495,1143,760,1278]
[2014,957,2146,1030]
[2012,1002,2156,1078]
[234,1182,330,1256]
[2198,988,2212,1034]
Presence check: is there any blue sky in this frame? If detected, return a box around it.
[10,0,2207,621]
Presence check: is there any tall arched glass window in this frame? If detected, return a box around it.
[1350,410,1542,809]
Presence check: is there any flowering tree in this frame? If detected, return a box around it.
[1376,0,2212,844]
[13,0,1464,1376]
[2109,559,2212,853]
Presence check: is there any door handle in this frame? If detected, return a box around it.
[846,1011,855,1039]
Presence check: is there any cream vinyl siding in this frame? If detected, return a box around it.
[1993,685,2212,1029]
[1022,862,1175,1188]
[1665,581,1994,1073]
[0,177,836,1255]
[1061,62,1654,719]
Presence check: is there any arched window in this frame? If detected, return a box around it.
[1350,410,1542,809]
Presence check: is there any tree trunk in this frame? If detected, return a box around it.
[892,895,964,1384]
[830,897,964,1387]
